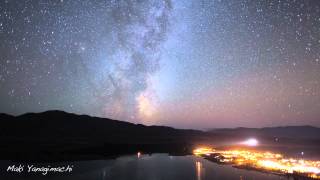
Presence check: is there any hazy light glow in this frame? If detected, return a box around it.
[137,92,157,125]
[241,138,259,147]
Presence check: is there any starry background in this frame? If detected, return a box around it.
[0,0,319,129]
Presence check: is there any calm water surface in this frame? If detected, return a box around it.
[0,154,291,180]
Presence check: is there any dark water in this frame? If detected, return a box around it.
[0,154,291,180]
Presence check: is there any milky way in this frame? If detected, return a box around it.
[0,0,320,128]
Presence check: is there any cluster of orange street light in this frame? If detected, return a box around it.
[194,147,320,179]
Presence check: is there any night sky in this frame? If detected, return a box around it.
[0,0,319,129]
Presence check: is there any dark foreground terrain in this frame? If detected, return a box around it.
[0,110,319,161]
[0,111,205,161]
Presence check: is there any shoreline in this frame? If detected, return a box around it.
[196,150,320,180]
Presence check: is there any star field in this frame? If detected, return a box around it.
[0,0,319,128]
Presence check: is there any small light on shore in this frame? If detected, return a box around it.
[137,152,141,158]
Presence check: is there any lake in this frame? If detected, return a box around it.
[0,154,292,180]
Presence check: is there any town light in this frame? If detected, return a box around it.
[193,147,320,179]
[242,138,259,146]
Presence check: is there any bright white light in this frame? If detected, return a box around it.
[242,138,259,146]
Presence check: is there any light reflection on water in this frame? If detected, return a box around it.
[0,154,291,180]
[196,161,202,180]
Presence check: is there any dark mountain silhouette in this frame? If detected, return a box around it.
[209,126,320,140]
[0,110,206,160]
[0,110,319,160]
[0,110,203,142]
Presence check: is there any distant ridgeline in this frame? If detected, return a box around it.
[209,126,320,140]
[0,110,204,160]
[0,110,319,160]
